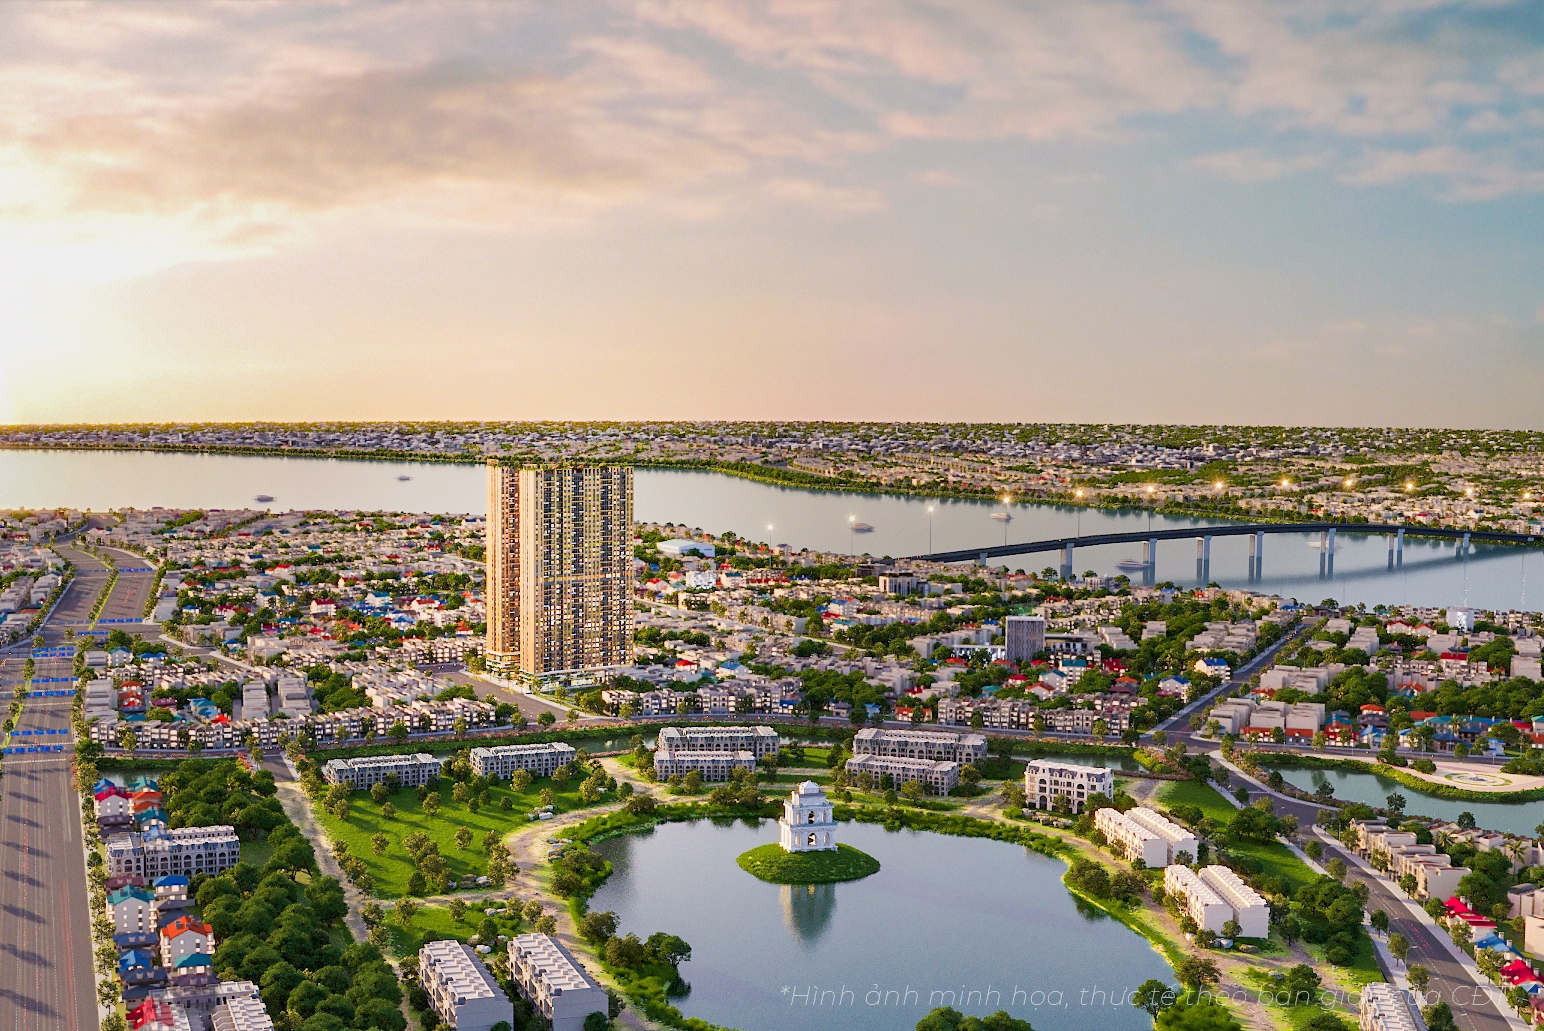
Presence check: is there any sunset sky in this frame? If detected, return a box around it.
[1,1,1541,427]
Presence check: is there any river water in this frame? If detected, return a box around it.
[587,818,1171,1031]
[1264,765,1540,836]
[0,448,1535,610]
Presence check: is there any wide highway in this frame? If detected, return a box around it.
[0,533,107,1031]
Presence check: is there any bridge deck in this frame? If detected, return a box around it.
[913,521,1541,563]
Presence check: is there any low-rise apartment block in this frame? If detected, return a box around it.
[508,933,609,1031]
[655,725,779,758]
[469,742,576,780]
[322,753,441,790]
[845,753,960,795]
[853,727,987,765]
[1022,760,1113,813]
[1195,865,1269,938]
[654,750,756,782]
[106,826,241,879]
[1094,807,1197,867]
[420,940,513,1031]
[1164,865,1231,935]
[1359,983,1425,1031]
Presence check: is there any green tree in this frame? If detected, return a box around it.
[1388,932,1408,965]
[1175,956,1221,991]
[1155,999,1243,1031]
[1132,978,1177,1017]
[370,833,389,856]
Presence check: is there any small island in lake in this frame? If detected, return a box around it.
[737,781,879,884]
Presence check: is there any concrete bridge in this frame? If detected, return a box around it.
[913,521,1542,575]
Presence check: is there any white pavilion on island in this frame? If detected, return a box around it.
[779,780,837,853]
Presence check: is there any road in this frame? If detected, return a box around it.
[1220,764,1517,1031]
[0,532,104,1031]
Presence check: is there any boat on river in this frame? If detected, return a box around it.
[254,495,274,503]
[851,522,873,532]
[991,512,1012,522]
[398,475,412,481]
[1115,558,1149,571]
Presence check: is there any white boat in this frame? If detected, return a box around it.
[254,495,274,503]
[991,512,1012,522]
[1115,558,1149,571]
[851,522,874,532]
[398,475,412,482]
[1305,540,1341,552]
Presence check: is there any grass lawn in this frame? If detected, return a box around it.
[312,778,603,898]
[384,902,525,956]
[1157,780,1319,894]
[736,843,880,884]
[240,838,274,869]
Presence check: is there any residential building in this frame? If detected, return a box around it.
[779,781,836,853]
[1096,807,1167,868]
[654,750,756,782]
[1359,983,1425,1031]
[420,940,513,1031]
[1123,808,1200,866]
[1198,865,1269,938]
[108,885,154,935]
[655,724,780,757]
[160,916,215,965]
[469,743,577,780]
[1022,759,1113,813]
[845,753,960,795]
[1164,864,1231,934]
[508,933,609,1031]
[484,462,633,684]
[106,827,241,879]
[1005,614,1047,661]
[321,753,441,790]
[853,727,987,765]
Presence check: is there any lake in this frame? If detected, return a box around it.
[0,447,1537,610]
[1265,764,1541,836]
[586,818,1171,1031]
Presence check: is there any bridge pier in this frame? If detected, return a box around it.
[1060,542,1074,580]
[1460,531,1470,557]
[1143,539,1157,566]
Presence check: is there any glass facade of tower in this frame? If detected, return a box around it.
[484,460,633,683]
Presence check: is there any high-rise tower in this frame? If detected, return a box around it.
[484,461,633,683]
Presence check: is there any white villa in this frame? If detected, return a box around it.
[779,781,837,853]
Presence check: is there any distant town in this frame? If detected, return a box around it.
[2,452,1543,1031]
[3,421,1541,536]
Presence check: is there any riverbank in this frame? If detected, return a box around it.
[1247,751,1544,804]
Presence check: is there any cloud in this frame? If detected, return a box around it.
[1344,145,1544,200]
[1183,148,1329,182]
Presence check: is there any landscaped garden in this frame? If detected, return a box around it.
[304,749,616,898]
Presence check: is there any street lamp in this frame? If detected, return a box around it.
[1146,485,1155,533]
[1001,494,1011,546]
[849,514,856,556]
[926,505,935,555]
[1074,489,1084,538]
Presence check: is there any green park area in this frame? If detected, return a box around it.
[736,842,880,883]
[310,771,598,898]
[1158,780,1318,895]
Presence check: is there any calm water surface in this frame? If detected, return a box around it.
[588,819,1170,1031]
[0,448,1536,610]
[1265,765,1540,836]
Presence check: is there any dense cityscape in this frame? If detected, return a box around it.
[1,445,1543,1031]
[5,0,1541,1029]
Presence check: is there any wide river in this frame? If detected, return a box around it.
[587,818,1172,1031]
[1,448,1537,609]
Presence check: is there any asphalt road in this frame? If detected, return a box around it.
[0,539,103,1031]
[1221,768,1516,1031]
